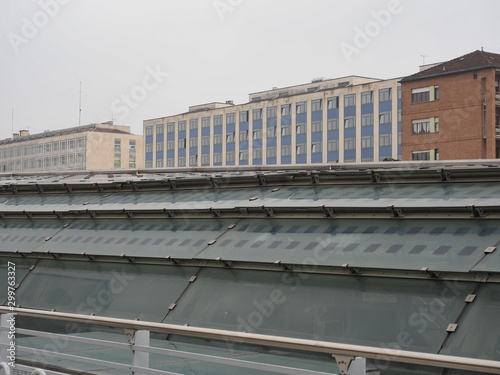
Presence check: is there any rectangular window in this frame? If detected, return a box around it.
[361,91,373,104]
[311,99,322,112]
[146,144,153,153]
[239,149,248,161]
[281,144,291,157]
[344,116,356,129]
[156,124,164,134]
[114,155,121,168]
[178,139,186,149]
[239,130,248,142]
[189,155,197,166]
[201,135,210,146]
[327,118,339,130]
[129,155,136,168]
[145,160,153,168]
[146,126,153,136]
[156,159,164,168]
[397,86,402,99]
[361,114,373,127]
[239,111,248,123]
[213,152,222,164]
[311,142,322,153]
[412,117,439,134]
[411,86,438,103]
[226,132,235,143]
[226,113,236,124]
[267,146,276,158]
[167,122,175,133]
[53,142,59,152]
[214,133,222,145]
[296,102,306,114]
[189,119,198,130]
[114,139,121,152]
[178,121,186,131]
[178,156,186,167]
[281,124,291,136]
[311,120,322,133]
[296,143,306,155]
[189,137,198,148]
[253,148,262,159]
[129,140,136,152]
[379,111,392,124]
[380,133,392,146]
[253,128,262,140]
[327,139,339,152]
[379,88,392,102]
[226,150,235,162]
[327,97,339,109]
[253,109,262,121]
[267,106,277,118]
[344,94,356,107]
[201,117,210,128]
[281,104,291,116]
[361,135,373,148]
[267,126,276,138]
[201,154,210,166]
[214,115,223,126]
[412,149,439,161]
[156,142,164,152]
[167,141,175,150]
[166,158,175,167]
[296,122,306,134]
[344,137,355,150]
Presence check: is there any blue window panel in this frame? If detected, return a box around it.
[214,162,222,166]
[178,149,186,157]
[146,153,153,161]
[311,132,323,142]
[190,148,198,156]
[344,149,356,160]
[267,157,276,165]
[296,113,307,123]
[281,116,291,125]
[167,150,175,158]
[214,144,222,153]
[327,130,339,140]
[327,152,339,162]
[296,134,307,144]
[379,146,392,157]
[267,138,276,147]
[361,126,374,136]
[226,124,235,133]
[311,112,322,121]
[311,153,322,163]
[267,118,277,127]
[226,143,235,151]
[361,148,373,158]
[398,123,402,132]
[227,161,235,166]
[379,101,392,112]
[398,99,402,109]
[156,134,164,143]
[361,104,373,115]
[178,131,186,139]
[253,120,262,129]
[398,145,402,156]
[146,136,153,144]
[327,109,339,119]
[167,133,175,140]
[201,146,210,154]
[380,124,392,134]
[240,160,249,166]
[344,107,356,117]
[296,155,307,164]
[239,123,249,131]
[253,158,262,165]
[190,130,198,138]
[281,156,291,164]
[281,136,291,145]
[201,128,210,136]
[239,141,248,150]
[214,126,223,134]
[344,128,356,138]
[156,152,164,160]
[253,140,263,149]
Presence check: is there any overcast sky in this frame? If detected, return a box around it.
[0,0,498,139]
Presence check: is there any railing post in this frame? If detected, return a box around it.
[132,329,150,375]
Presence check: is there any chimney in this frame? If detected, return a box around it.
[20,129,30,137]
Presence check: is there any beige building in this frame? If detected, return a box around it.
[0,123,144,172]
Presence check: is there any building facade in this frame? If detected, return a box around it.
[143,76,402,168]
[401,50,500,161]
[0,123,144,172]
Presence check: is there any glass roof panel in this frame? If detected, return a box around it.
[470,249,500,272]
[196,218,499,272]
[165,268,475,354]
[37,218,234,258]
[15,260,198,321]
[0,257,35,302]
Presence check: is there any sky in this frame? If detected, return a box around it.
[0,0,498,139]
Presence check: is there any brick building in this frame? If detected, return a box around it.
[400,50,500,160]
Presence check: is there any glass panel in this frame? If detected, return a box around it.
[15,260,198,321]
[165,268,474,353]
[38,218,234,258]
[0,257,34,302]
[196,218,494,272]
[471,250,500,272]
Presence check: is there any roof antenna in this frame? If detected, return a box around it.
[79,81,82,126]
[421,55,428,65]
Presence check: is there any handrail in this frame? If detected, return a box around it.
[1,307,500,374]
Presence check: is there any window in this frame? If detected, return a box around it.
[53,142,59,152]
[226,113,236,124]
[412,149,439,161]
[201,154,210,166]
[178,139,186,149]
[239,130,248,142]
[362,114,373,127]
[281,104,291,116]
[253,109,262,121]
[253,148,262,159]
[361,91,373,104]
[145,160,153,168]
[156,124,164,134]
[214,115,223,126]
[226,150,235,162]
[344,94,356,107]
[114,155,121,168]
[311,120,322,133]
[412,117,439,134]
[311,99,322,112]
[178,156,186,167]
[226,132,235,143]
[327,97,339,109]
[167,122,175,133]
[129,140,136,152]
[344,116,356,129]
[311,142,322,153]
[328,139,339,152]
[239,150,248,161]
[281,124,291,136]
[296,143,306,155]
[281,144,291,157]
[344,137,355,150]
[266,146,276,158]
[178,121,186,131]
[156,142,164,152]
[411,86,438,103]
[239,111,248,123]
[253,128,262,140]
[201,117,210,128]
[189,137,198,148]
[296,102,306,114]
[45,143,51,153]
[296,122,306,134]
[146,126,153,136]
[380,133,392,146]
[114,139,121,152]
[379,111,392,124]
[201,135,210,146]
[167,141,175,150]
[145,144,153,153]
[156,159,164,168]
[361,135,373,148]
[129,155,136,168]
[379,88,392,102]
[397,86,402,100]
[166,158,175,167]
[267,106,277,118]
[214,134,222,145]
[327,118,339,130]
[213,152,222,164]
[267,126,276,138]
[189,155,197,166]
[189,119,198,130]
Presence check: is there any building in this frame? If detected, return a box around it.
[0,123,144,172]
[143,76,402,168]
[1,162,500,374]
[400,49,500,161]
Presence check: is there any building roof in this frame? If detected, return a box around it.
[400,49,500,82]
